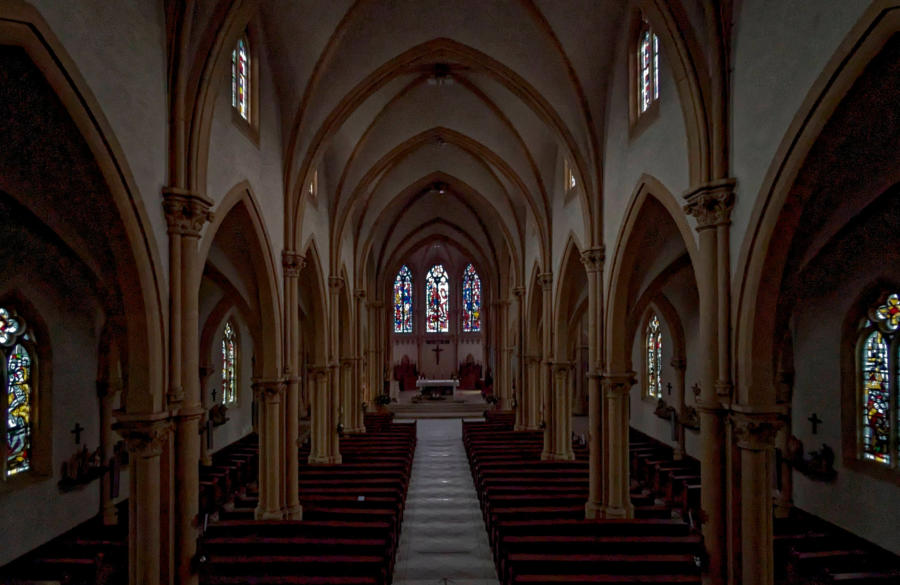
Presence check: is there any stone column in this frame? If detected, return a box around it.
[683,181,735,585]
[538,273,554,460]
[163,188,213,585]
[602,373,635,518]
[773,371,794,518]
[351,290,366,432]
[524,355,541,429]
[497,299,510,408]
[252,379,285,520]
[98,377,122,525]
[282,251,304,519]
[326,276,344,464]
[550,362,574,460]
[672,358,687,460]
[580,247,605,518]
[308,368,331,463]
[340,359,354,432]
[116,418,171,585]
[512,287,526,430]
[731,411,782,585]
[368,300,384,403]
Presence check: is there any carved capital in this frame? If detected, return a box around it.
[552,361,573,377]
[328,276,344,292]
[670,358,687,371]
[538,272,553,290]
[601,372,636,397]
[683,179,736,230]
[730,411,782,451]
[512,287,525,298]
[252,378,286,402]
[282,250,306,278]
[115,418,172,458]
[162,188,214,237]
[580,247,605,273]
[354,289,366,301]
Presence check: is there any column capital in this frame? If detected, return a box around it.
[730,410,783,451]
[512,286,526,297]
[281,250,306,278]
[114,416,172,458]
[367,300,384,309]
[551,361,574,375]
[538,272,553,290]
[328,276,344,292]
[682,178,736,229]
[670,357,687,371]
[354,289,366,300]
[601,372,636,397]
[252,378,286,402]
[580,247,606,273]
[162,188,214,237]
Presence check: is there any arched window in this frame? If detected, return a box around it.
[1,307,35,478]
[645,314,662,399]
[637,18,659,115]
[462,263,482,333]
[425,264,450,333]
[232,35,250,120]
[221,320,237,405]
[858,293,900,466]
[393,265,413,333]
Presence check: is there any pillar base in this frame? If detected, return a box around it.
[283,504,303,520]
[308,455,332,465]
[344,426,366,434]
[102,503,119,526]
[585,500,603,520]
[255,507,284,520]
[603,505,633,519]
[200,455,212,466]
[542,450,575,461]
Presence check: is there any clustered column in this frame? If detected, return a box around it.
[601,373,635,518]
[253,379,286,519]
[350,289,366,433]
[580,247,605,519]
[512,287,526,430]
[282,250,305,519]
[683,181,734,585]
[548,362,574,460]
[163,188,213,585]
[538,273,554,460]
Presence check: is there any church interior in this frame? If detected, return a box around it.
[0,1,899,584]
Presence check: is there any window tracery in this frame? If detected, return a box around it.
[1,307,34,478]
[222,320,237,405]
[232,35,250,120]
[393,265,413,333]
[462,264,481,333]
[645,314,662,399]
[637,18,659,115]
[425,264,450,333]
[859,293,900,465]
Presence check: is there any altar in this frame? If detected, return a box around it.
[415,378,460,398]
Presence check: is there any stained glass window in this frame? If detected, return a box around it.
[232,36,249,120]
[222,320,237,405]
[462,264,481,333]
[1,307,33,478]
[861,331,890,463]
[638,21,659,114]
[646,314,662,399]
[425,264,450,333]
[393,265,413,333]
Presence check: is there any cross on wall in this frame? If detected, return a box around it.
[71,422,84,444]
[432,345,444,364]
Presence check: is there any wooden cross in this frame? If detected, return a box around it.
[432,345,444,364]
[211,387,217,402]
[808,413,822,435]
[71,422,84,444]
[666,382,672,396]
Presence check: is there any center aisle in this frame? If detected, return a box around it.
[392,419,499,585]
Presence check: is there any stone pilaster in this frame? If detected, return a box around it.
[351,289,367,433]
[282,250,305,520]
[548,362,575,460]
[538,273,554,460]
[307,367,332,464]
[580,247,605,518]
[512,287,526,430]
[601,372,635,518]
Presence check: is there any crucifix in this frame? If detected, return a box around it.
[211,387,217,402]
[432,344,444,364]
[666,382,672,396]
[71,422,84,444]
[808,413,822,435]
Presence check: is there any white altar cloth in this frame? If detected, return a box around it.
[415,379,460,398]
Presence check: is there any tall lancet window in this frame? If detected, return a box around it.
[232,35,250,120]
[637,18,660,114]
[393,265,413,333]
[462,263,482,332]
[425,264,450,333]
[858,293,900,465]
[1,307,35,478]
[645,314,662,399]
[221,320,237,405]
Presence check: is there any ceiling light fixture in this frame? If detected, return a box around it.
[427,63,453,87]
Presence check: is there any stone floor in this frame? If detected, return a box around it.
[392,419,500,585]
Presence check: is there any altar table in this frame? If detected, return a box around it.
[415,379,460,398]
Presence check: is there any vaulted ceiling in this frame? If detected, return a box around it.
[258,0,627,286]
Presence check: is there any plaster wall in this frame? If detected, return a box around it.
[29,0,169,278]
[206,27,285,287]
[730,0,871,274]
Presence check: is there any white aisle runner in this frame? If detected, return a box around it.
[392,419,499,585]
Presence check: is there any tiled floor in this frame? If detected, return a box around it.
[392,419,499,585]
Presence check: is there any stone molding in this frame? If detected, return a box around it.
[538,272,553,290]
[682,178,736,229]
[601,372,636,397]
[580,247,605,273]
[116,419,172,458]
[354,289,366,300]
[328,276,344,291]
[281,250,306,278]
[730,411,782,451]
[252,379,287,402]
[162,188,214,237]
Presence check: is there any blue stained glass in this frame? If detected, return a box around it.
[462,264,481,332]
[394,265,413,333]
[425,265,450,333]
